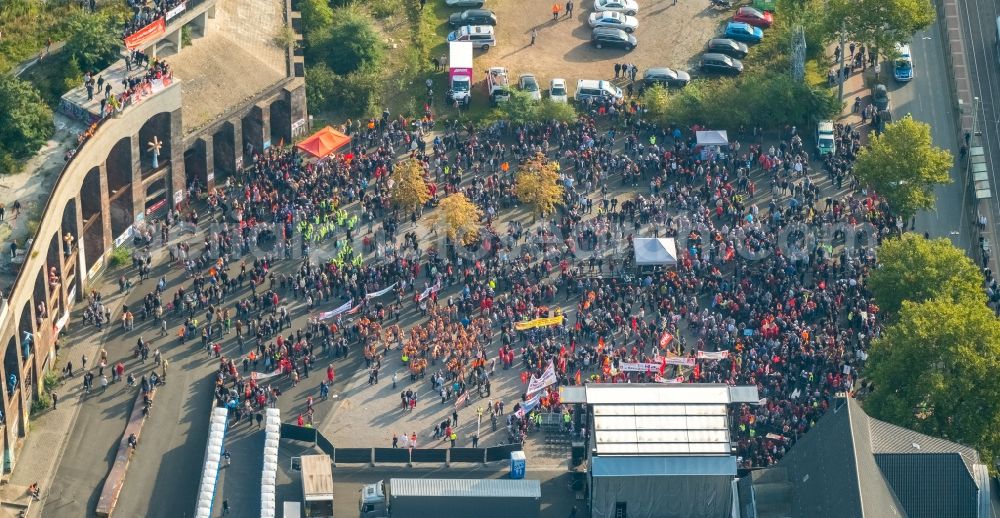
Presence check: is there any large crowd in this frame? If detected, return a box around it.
[83,94,905,470]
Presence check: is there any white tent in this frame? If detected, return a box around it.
[695,130,729,146]
[633,238,678,267]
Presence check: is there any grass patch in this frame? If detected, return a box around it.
[30,392,51,415]
[370,0,404,19]
[0,1,127,73]
[20,51,81,108]
[42,371,60,392]
[108,245,131,268]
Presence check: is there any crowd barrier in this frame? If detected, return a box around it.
[278,424,522,465]
[261,408,281,518]
[194,407,229,518]
[94,388,158,517]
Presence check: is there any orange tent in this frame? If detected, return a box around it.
[295,126,351,158]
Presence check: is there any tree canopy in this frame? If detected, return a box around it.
[869,233,984,316]
[299,0,334,37]
[64,9,122,71]
[433,192,483,246]
[306,9,384,75]
[853,115,952,220]
[865,297,1000,471]
[827,0,934,60]
[390,158,431,215]
[0,75,54,173]
[514,153,564,217]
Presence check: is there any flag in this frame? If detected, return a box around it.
[455,391,469,410]
[659,331,674,348]
[574,369,582,385]
[597,336,605,352]
[516,392,541,418]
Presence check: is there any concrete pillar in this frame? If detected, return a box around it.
[168,108,186,208]
[231,119,244,171]
[201,134,216,190]
[287,78,308,139]
[130,133,144,229]
[71,197,87,299]
[251,102,271,151]
[98,161,113,256]
[171,29,182,53]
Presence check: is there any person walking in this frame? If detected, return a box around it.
[51,392,57,410]
[614,63,621,78]
[530,29,537,46]
[552,3,560,20]
[222,499,230,515]
[566,0,573,17]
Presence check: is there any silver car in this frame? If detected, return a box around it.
[588,11,638,32]
[593,0,639,15]
[518,74,542,101]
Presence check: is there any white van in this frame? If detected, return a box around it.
[574,79,623,103]
[446,25,496,51]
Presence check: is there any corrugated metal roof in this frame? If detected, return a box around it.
[585,385,731,405]
[591,401,731,456]
[300,455,334,500]
[592,455,737,477]
[875,453,978,518]
[868,417,980,473]
[389,478,541,499]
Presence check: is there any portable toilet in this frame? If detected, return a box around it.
[510,451,526,479]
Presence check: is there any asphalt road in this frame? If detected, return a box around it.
[889,19,973,253]
[958,0,1000,250]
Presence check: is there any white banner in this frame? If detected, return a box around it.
[619,362,661,373]
[166,2,186,20]
[454,391,469,410]
[418,282,441,302]
[515,392,541,418]
[366,283,397,299]
[526,361,557,395]
[317,299,353,320]
[663,357,696,366]
[655,375,686,384]
[697,350,730,360]
[251,368,282,381]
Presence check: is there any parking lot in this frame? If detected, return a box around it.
[471,0,725,95]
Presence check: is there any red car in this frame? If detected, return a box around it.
[732,6,773,28]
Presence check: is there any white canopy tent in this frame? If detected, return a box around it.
[633,238,678,267]
[695,130,729,146]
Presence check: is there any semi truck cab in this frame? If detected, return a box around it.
[359,481,388,518]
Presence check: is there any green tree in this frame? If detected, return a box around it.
[827,0,934,61]
[306,9,384,75]
[865,297,1000,471]
[640,84,670,122]
[432,192,483,246]
[853,115,952,220]
[869,233,984,316]
[64,10,121,71]
[299,0,334,37]
[0,75,54,172]
[493,90,539,125]
[537,98,578,124]
[305,63,338,112]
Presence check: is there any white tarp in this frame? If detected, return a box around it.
[633,238,678,266]
[695,130,729,146]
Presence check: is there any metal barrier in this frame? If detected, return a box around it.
[410,448,447,463]
[333,448,372,464]
[316,432,335,456]
[449,448,484,464]
[280,423,316,443]
[373,448,410,463]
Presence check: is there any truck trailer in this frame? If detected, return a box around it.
[448,41,474,106]
[359,478,541,518]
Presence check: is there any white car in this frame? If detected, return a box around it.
[518,73,542,100]
[588,11,638,32]
[593,0,638,16]
[549,78,568,103]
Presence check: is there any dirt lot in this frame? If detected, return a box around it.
[475,0,725,92]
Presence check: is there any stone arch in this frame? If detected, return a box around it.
[4,336,19,398]
[80,167,102,222]
[269,99,291,147]
[241,112,262,164]
[145,178,168,218]
[184,139,208,190]
[18,300,33,362]
[106,137,132,194]
[44,233,63,318]
[139,112,172,176]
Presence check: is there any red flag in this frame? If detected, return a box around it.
[597,336,605,352]
[693,364,701,380]
[659,332,674,348]
[575,369,582,385]
[659,357,667,376]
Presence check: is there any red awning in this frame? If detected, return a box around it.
[295,126,351,158]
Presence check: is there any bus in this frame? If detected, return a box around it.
[894,43,913,82]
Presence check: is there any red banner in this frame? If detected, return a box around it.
[124,18,166,51]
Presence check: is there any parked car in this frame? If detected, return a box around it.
[643,67,690,87]
[732,6,773,28]
[593,0,639,16]
[588,11,638,32]
[723,22,763,43]
[699,53,744,75]
[591,27,637,50]
[549,78,569,103]
[445,0,485,8]
[448,9,497,27]
[706,38,748,58]
[446,25,495,50]
[816,120,836,157]
[575,79,623,102]
[518,74,542,100]
[871,83,889,111]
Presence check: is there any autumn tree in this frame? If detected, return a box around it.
[869,233,984,316]
[514,153,564,217]
[432,192,483,246]
[865,297,1000,470]
[390,158,431,215]
[853,115,952,221]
